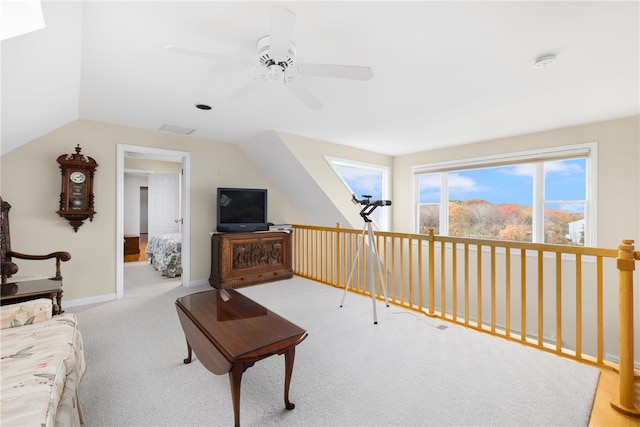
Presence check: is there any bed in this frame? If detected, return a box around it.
[145,233,182,277]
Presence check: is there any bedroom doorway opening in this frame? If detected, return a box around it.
[117,144,191,300]
[138,186,148,261]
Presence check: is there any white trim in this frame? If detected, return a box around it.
[533,162,544,243]
[412,142,595,174]
[117,144,191,299]
[324,155,391,230]
[187,278,209,287]
[585,143,598,246]
[64,293,117,308]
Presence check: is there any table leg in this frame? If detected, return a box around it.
[56,289,64,314]
[183,340,192,364]
[229,363,244,427]
[283,346,296,410]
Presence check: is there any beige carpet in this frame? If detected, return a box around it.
[69,263,599,426]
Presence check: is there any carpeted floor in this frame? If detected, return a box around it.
[69,263,599,426]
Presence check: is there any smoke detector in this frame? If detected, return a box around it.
[533,54,557,69]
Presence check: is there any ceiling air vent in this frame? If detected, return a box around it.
[159,124,195,135]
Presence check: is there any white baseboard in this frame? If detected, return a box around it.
[186,278,208,287]
[64,278,207,308]
[64,293,117,308]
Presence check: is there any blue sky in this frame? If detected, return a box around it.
[333,165,383,199]
[419,159,586,208]
[333,159,586,213]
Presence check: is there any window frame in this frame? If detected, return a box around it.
[412,143,597,246]
[325,156,391,231]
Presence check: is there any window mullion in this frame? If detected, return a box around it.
[441,172,449,236]
[532,162,544,243]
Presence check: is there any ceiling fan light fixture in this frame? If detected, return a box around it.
[533,53,557,69]
[257,35,296,69]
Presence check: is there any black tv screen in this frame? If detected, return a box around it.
[216,188,268,232]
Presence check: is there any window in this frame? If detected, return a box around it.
[414,144,595,246]
[326,157,391,230]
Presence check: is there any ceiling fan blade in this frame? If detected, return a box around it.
[226,78,263,101]
[298,63,374,81]
[165,45,245,66]
[287,81,323,110]
[269,6,296,60]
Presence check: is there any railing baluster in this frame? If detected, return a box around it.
[428,229,435,314]
[556,252,562,352]
[505,247,511,338]
[440,240,445,318]
[464,243,470,325]
[391,236,397,304]
[452,242,457,322]
[477,244,482,329]
[400,237,405,304]
[409,236,414,308]
[419,236,424,313]
[521,248,526,342]
[491,245,496,333]
[575,253,582,358]
[538,250,544,347]
[596,256,603,364]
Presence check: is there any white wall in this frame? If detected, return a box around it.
[0,119,306,301]
[123,175,147,235]
[393,115,640,248]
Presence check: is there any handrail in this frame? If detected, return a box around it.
[291,223,639,417]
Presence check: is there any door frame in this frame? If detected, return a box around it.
[116,144,191,299]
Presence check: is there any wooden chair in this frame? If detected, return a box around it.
[1,197,71,285]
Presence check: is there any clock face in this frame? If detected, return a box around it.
[70,171,86,184]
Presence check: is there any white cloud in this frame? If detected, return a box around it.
[502,164,534,177]
[334,166,381,196]
[449,173,483,192]
[544,160,583,175]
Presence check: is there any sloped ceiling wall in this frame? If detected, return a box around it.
[1,1,82,154]
[238,131,355,228]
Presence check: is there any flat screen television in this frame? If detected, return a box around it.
[216,187,269,233]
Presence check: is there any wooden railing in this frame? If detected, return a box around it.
[291,223,640,417]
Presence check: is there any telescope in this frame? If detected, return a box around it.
[351,194,391,222]
[351,194,392,207]
[342,194,392,323]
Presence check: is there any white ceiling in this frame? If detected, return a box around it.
[2,1,639,156]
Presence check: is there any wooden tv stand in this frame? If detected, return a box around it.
[209,231,293,289]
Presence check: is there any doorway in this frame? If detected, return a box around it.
[117,144,191,299]
[139,186,148,260]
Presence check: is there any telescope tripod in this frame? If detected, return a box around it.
[340,218,390,324]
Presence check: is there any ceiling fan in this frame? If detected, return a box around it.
[166,5,374,110]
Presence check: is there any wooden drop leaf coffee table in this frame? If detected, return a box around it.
[175,289,307,427]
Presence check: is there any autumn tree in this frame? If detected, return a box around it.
[420,199,582,246]
[448,202,469,237]
[419,204,439,234]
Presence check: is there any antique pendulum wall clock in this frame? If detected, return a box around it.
[56,145,98,232]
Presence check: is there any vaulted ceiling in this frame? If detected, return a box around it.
[2,1,638,156]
